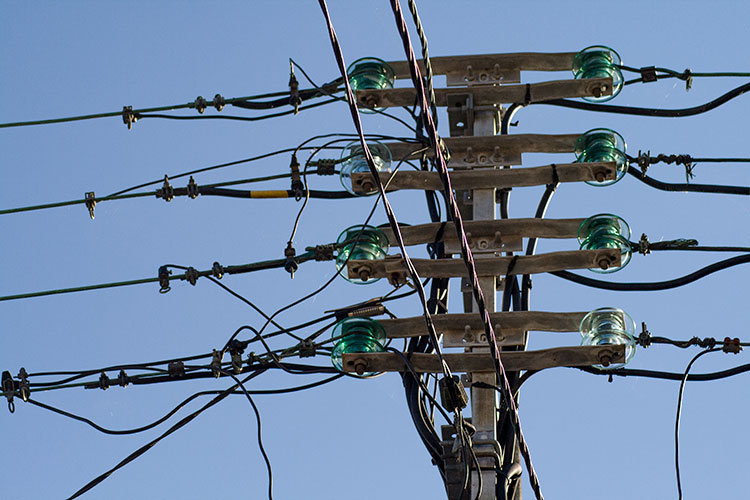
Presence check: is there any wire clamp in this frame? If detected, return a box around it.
[298,339,316,358]
[210,350,222,378]
[156,175,175,202]
[635,150,651,173]
[117,369,130,388]
[17,368,29,402]
[183,267,199,286]
[186,176,199,199]
[213,93,225,112]
[211,261,225,279]
[193,96,207,114]
[98,372,111,390]
[639,66,658,83]
[168,360,185,378]
[723,337,742,354]
[289,154,304,200]
[637,322,652,348]
[84,192,96,220]
[228,341,245,374]
[315,159,336,176]
[638,233,651,255]
[1,371,15,413]
[284,242,298,278]
[122,106,137,130]
[158,265,172,293]
[288,62,302,114]
[682,69,693,91]
[439,375,468,412]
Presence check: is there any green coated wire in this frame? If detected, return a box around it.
[0,91,295,129]
[0,251,319,303]
[0,191,152,216]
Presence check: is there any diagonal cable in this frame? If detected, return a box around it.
[387,0,544,498]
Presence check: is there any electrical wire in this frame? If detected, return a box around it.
[64,369,266,500]
[551,253,750,292]
[675,348,720,500]
[627,166,750,195]
[383,2,544,498]
[135,98,338,123]
[536,80,750,117]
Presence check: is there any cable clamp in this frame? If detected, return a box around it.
[284,241,298,278]
[315,159,336,176]
[213,93,225,112]
[17,368,29,402]
[186,176,199,199]
[122,106,137,130]
[168,360,185,378]
[183,267,199,286]
[211,261,225,279]
[117,369,130,388]
[1,371,15,414]
[83,192,97,220]
[288,61,302,114]
[439,375,468,412]
[156,175,175,202]
[635,150,651,173]
[298,339,316,358]
[228,341,245,374]
[682,69,693,91]
[98,372,111,390]
[158,265,172,293]
[289,154,304,200]
[638,233,651,255]
[639,66,658,83]
[193,96,207,114]
[723,337,742,354]
[637,322,652,348]
[210,350,223,378]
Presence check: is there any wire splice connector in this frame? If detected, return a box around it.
[2,371,15,413]
[213,93,225,112]
[289,61,302,114]
[210,350,222,378]
[84,192,96,220]
[122,106,137,130]
[723,337,742,354]
[156,175,175,202]
[183,267,199,286]
[289,154,304,200]
[17,368,29,402]
[158,265,172,293]
[284,241,298,278]
[186,176,199,199]
[193,96,207,114]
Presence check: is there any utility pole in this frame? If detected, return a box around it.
[341,52,619,500]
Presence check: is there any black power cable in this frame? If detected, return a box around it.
[627,166,750,195]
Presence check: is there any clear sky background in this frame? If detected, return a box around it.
[2,2,750,499]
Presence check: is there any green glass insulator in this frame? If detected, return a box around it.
[330,317,387,376]
[572,45,624,102]
[347,57,396,92]
[335,224,390,284]
[580,307,636,369]
[578,214,632,273]
[574,128,628,186]
[339,140,392,195]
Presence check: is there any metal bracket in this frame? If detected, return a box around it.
[447,93,474,136]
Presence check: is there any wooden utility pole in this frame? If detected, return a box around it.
[341,52,615,500]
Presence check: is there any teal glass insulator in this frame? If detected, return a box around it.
[574,128,628,186]
[580,307,636,369]
[347,57,396,92]
[331,317,387,376]
[578,214,632,273]
[339,140,392,195]
[335,224,390,284]
[572,45,624,102]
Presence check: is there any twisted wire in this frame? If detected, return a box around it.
[387,1,544,498]
[406,0,438,124]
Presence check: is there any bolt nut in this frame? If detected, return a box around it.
[477,239,489,250]
[364,95,378,108]
[599,355,612,367]
[595,170,607,183]
[358,269,371,281]
[353,358,368,376]
[360,180,375,192]
[597,257,611,270]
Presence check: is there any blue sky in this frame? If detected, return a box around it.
[2,2,750,499]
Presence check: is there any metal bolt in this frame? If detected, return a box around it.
[361,180,375,193]
[477,239,489,250]
[364,96,378,108]
[478,154,488,163]
[599,355,612,367]
[595,170,607,183]
[358,268,371,281]
[597,257,610,270]
[353,359,368,376]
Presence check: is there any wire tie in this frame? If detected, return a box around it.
[84,192,96,220]
[186,176,199,199]
[158,265,172,293]
[213,93,225,112]
[122,105,137,130]
[193,96,207,114]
